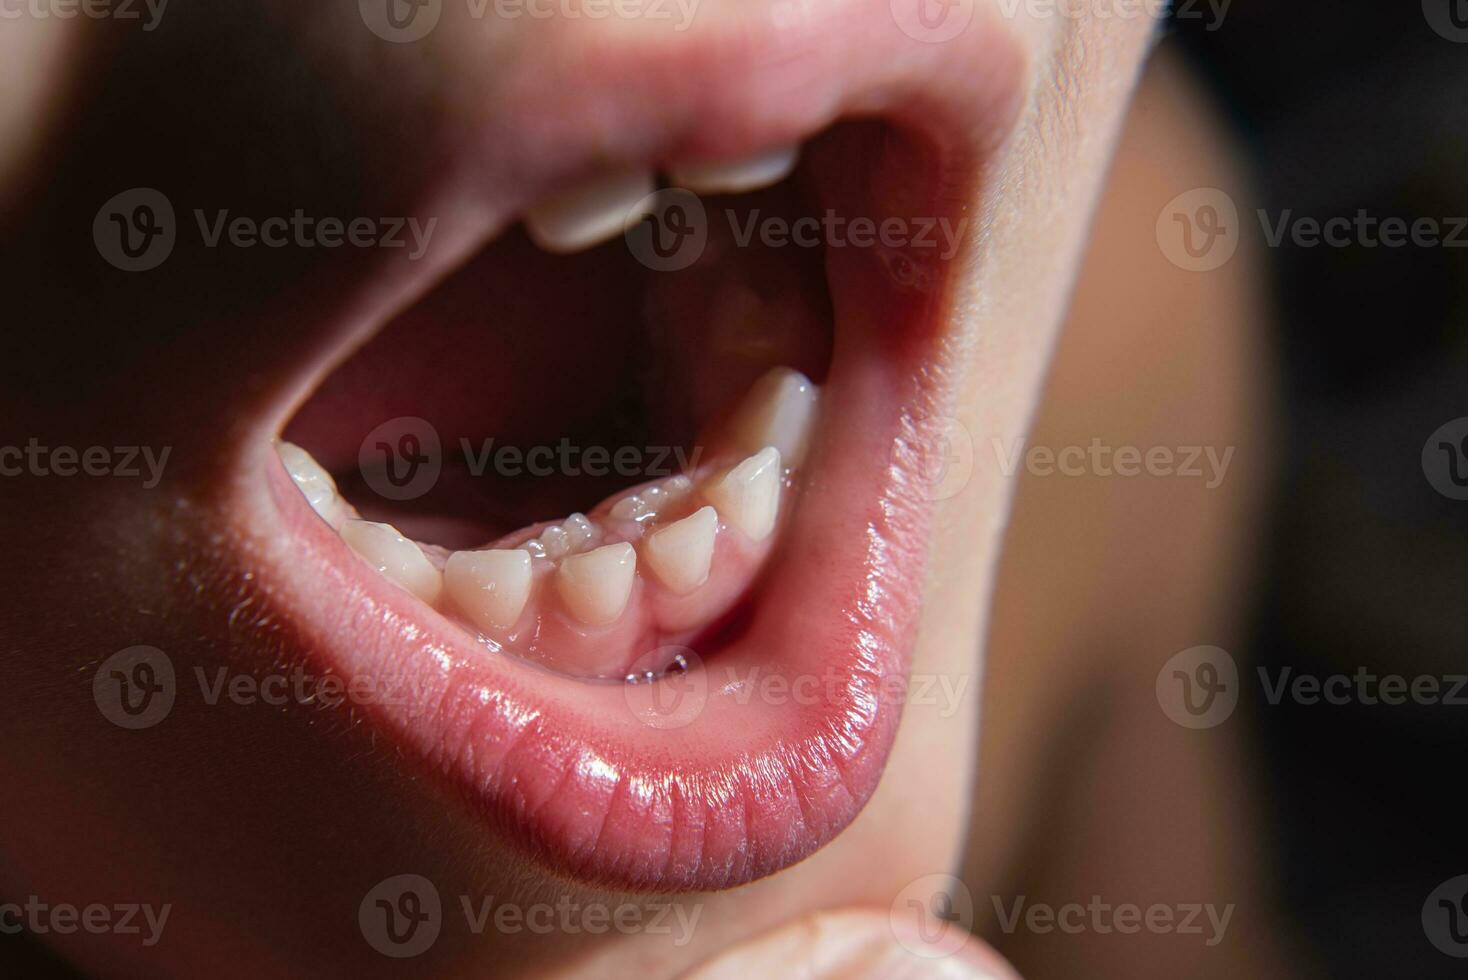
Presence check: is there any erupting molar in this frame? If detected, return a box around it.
[608,475,693,524]
[669,145,800,195]
[703,447,782,542]
[340,520,443,604]
[725,367,818,467]
[524,171,655,254]
[524,512,598,559]
[277,441,344,524]
[642,505,718,595]
[556,542,638,627]
[444,549,532,632]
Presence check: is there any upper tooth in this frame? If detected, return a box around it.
[704,447,782,542]
[340,520,443,604]
[726,367,818,468]
[277,441,342,523]
[642,505,717,595]
[556,541,637,626]
[524,171,655,254]
[445,549,532,631]
[669,145,799,195]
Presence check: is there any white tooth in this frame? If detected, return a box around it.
[727,367,819,468]
[642,506,717,595]
[556,541,637,627]
[610,494,647,522]
[277,441,342,523]
[524,171,655,254]
[444,549,532,632]
[704,447,781,542]
[669,145,799,195]
[564,512,595,550]
[539,524,570,559]
[341,520,443,603]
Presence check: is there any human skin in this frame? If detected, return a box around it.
[0,1,1160,976]
[966,53,1302,978]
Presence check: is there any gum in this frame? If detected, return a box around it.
[436,457,791,679]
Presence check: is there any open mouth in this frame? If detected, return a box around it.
[217,8,1028,894]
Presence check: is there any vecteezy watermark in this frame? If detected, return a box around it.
[624,188,968,272]
[994,0,1228,31]
[988,437,1235,488]
[359,0,698,42]
[360,875,442,958]
[92,647,451,730]
[193,210,436,258]
[0,0,168,31]
[358,874,702,957]
[718,666,971,718]
[357,415,702,502]
[1423,417,1468,500]
[990,895,1235,947]
[460,438,700,481]
[487,0,698,29]
[1423,875,1468,958]
[93,188,437,272]
[93,646,176,729]
[1156,647,1468,728]
[1257,209,1468,250]
[1423,0,1468,43]
[622,653,972,730]
[1159,188,1468,271]
[0,897,170,947]
[192,665,437,711]
[889,0,973,44]
[891,415,975,503]
[0,439,170,488]
[93,188,176,272]
[359,416,443,502]
[1156,646,1239,729]
[891,874,976,959]
[1156,188,1241,272]
[1257,666,1468,708]
[460,895,701,944]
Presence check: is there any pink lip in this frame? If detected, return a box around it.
[202,1,1026,893]
[248,292,943,892]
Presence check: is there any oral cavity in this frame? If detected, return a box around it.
[277,366,819,681]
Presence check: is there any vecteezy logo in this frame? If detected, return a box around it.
[359,0,442,42]
[358,416,442,502]
[1423,875,1468,957]
[93,188,176,272]
[622,646,706,729]
[890,873,975,959]
[93,645,176,729]
[1156,646,1239,729]
[624,189,708,272]
[1424,0,1468,41]
[359,874,442,957]
[897,415,973,502]
[1422,418,1468,500]
[889,0,973,43]
[1156,188,1240,272]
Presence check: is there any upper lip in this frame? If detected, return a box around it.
[169,0,1027,893]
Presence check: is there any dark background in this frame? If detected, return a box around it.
[1173,2,1468,977]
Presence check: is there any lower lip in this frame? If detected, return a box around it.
[243,256,949,897]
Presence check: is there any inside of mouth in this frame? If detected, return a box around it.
[285,167,832,548]
[277,120,942,682]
